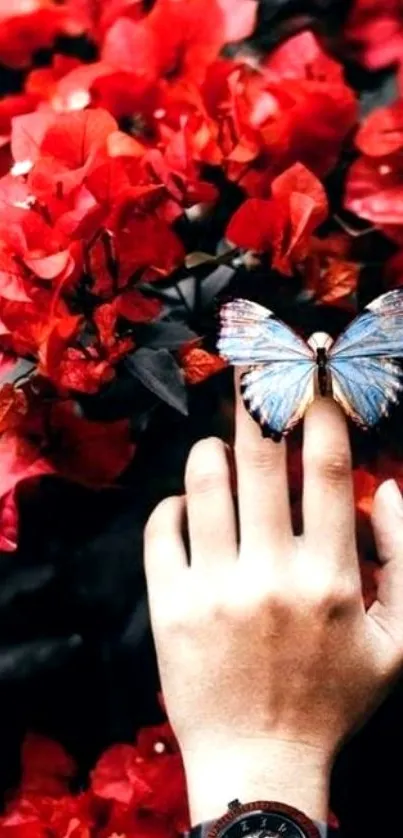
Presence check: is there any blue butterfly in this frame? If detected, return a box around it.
[217,290,403,439]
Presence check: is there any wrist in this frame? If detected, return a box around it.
[181,737,333,827]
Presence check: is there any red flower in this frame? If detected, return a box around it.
[0,1,69,69]
[21,734,76,797]
[102,0,257,86]
[25,55,84,107]
[0,93,39,149]
[226,163,328,274]
[47,402,135,487]
[304,234,358,308]
[0,432,54,552]
[344,0,403,70]
[66,0,147,43]
[179,344,228,384]
[87,216,184,294]
[344,99,403,241]
[92,744,153,806]
[344,154,403,242]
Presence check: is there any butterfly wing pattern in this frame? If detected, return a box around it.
[218,299,316,437]
[329,289,403,427]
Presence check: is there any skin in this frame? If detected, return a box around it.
[144,375,403,827]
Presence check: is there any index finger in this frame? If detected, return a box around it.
[234,369,293,558]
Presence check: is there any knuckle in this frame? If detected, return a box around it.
[235,441,281,475]
[307,573,358,613]
[310,450,351,484]
[185,436,228,493]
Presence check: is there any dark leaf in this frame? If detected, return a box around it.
[125,348,188,415]
[135,320,198,350]
[199,265,235,306]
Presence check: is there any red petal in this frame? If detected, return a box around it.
[11,111,55,166]
[0,383,28,433]
[117,290,162,322]
[356,101,403,157]
[271,162,328,224]
[0,433,53,551]
[179,345,227,383]
[345,155,403,229]
[24,250,73,280]
[92,743,151,806]
[0,250,31,302]
[216,0,257,42]
[102,17,159,79]
[21,734,75,796]
[40,108,118,170]
[226,197,273,250]
[49,402,135,485]
[0,5,67,69]
[265,30,345,84]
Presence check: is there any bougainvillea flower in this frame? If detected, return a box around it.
[0,93,39,149]
[33,109,119,195]
[0,205,80,298]
[21,734,76,797]
[87,216,184,295]
[0,433,54,551]
[249,32,358,185]
[344,0,403,70]
[304,234,359,308]
[47,402,135,486]
[11,111,57,169]
[199,33,357,193]
[25,55,86,110]
[143,134,218,221]
[226,163,328,274]
[66,0,147,43]
[102,0,257,86]
[179,343,228,384]
[0,383,28,434]
[355,101,403,157]
[0,0,69,69]
[344,154,403,241]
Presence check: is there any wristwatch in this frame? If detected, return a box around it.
[182,798,340,838]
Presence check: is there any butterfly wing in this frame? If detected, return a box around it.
[217,299,315,437]
[328,289,403,427]
[330,289,403,359]
[328,356,403,427]
[217,298,314,364]
[240,360,315,438]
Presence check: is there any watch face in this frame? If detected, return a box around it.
[218,811,307,838]
[208,801,320,838]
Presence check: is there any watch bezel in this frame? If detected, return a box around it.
[205,799,321,838]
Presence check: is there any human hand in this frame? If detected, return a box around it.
[144,376,403,824]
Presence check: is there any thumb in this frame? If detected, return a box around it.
[369,479,403,639]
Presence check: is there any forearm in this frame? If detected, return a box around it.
[182,738,333,826]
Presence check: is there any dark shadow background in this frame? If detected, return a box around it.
[0,2,402,835]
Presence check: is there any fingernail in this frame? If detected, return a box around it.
[380,479,403,512]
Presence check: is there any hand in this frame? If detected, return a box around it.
[144,376,403,824]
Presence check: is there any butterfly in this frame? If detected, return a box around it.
[217,290,403,440]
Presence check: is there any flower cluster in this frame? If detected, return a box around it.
[0,713,191,838]
[0,3,401,564]
[0,0,363,551]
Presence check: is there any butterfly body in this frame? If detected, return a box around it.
[306,332,334,397]
[217,292,403,439]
